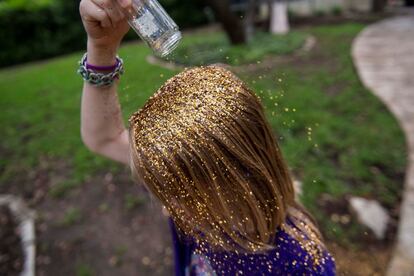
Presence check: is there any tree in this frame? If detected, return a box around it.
[204,0,291,44]
[204,0,246,44]
[244,0,256,43]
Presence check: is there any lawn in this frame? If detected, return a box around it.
[248,24,406,242]
[0,23,406,247]
[165,30,307,66]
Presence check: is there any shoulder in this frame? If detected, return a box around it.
[275,228,336,275]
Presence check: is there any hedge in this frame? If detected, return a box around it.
[0,0,208,67]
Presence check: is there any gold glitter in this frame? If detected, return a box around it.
[127,65,330,266]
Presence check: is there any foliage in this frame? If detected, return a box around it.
[0,0,53,12]
[160,0,208,28]
[167,31,306,66]
[0,0,86,67]
[76,263,95,276]
[76,263,96,276]
[331,5,343,16]
[0,0,208,67]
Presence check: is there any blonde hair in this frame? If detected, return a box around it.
[128,66,325,254]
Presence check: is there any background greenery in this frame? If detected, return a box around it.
[0,23,406,243]
[0,0,208,67]
[167,31,306,66]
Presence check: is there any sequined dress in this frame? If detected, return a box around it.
[168,217,336,276]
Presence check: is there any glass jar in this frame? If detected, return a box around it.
[123,0,182,57]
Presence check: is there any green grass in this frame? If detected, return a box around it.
[0,23,406,244]
[0,43,176,186]
[124,194,146,210]
[76,263,95,276]
[166,31,306,66]
[59,207,82,226]
[247,23,406,242]
[49,179,81,198]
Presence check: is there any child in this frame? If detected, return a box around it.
[79,0,336,275]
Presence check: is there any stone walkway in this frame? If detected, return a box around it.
[352,15,414,275]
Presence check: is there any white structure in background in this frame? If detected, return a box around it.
[349,196,390,239]
[270,2,290,34]
[259,0,372,22]
[264,0,372,35]
[288,0,372,15]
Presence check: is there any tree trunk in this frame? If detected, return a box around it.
[204,0,247,44]
[372,0,387,12]
[270,1,289,34]
[244,0,256,43]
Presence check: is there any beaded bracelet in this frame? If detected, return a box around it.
[77,53,124,87]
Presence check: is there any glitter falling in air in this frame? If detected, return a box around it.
[128,65,336,274]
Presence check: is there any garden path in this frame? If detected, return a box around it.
[352,14,414,275]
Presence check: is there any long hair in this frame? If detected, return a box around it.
[128,65,325,254]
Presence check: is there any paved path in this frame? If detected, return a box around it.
[352,15,414,275]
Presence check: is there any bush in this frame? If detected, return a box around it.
[0,0,53,12]
[160,0,208,28]
[0,1,86,67]
[0,0,208,67]
[331,5,343,16]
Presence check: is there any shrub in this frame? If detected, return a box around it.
[161,0,208,28]
[0,1,86,67]
[0,0,208,67]
[331,5,343,16]
[0,0,53,13]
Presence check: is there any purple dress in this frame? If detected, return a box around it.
[168,217,336,276]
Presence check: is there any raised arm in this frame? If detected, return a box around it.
[79,0,132,166]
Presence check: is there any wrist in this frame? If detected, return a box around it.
[87,40,119,66]
[77,53,125,87]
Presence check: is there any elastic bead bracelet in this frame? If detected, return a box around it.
[77,53,124,87]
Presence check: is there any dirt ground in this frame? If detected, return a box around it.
[329,242,392,276]
[34,167,174,276]
[0,158,394,276]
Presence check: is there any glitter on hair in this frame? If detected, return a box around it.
[128,65,326,262]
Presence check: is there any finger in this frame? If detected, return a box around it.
[90,0,116,27]
[116,0,132,9]
[106,4,124,25]
[91,0,125,27]
[111,1,127,20]
[82,0,112,28]
[113,0,133,19]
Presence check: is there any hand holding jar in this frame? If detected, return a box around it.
[80,0,181,57]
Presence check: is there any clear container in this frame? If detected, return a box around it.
[122,0,182,57]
